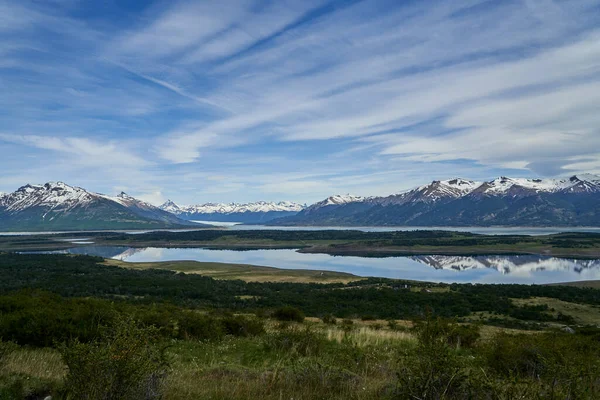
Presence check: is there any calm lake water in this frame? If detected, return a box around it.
[47,245,600,285]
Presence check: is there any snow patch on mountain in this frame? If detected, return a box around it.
[303,194,367,212]
[481,175,600,195]
[161,200,305,215]
[159,200,180,213]
[413,178,482,201]
[2,182,96,214]
[99,191,158,210]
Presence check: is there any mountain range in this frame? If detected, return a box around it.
[159,200,305,223]
[269,175,600,227]
[1,174,599,231]
[0,182,201,231]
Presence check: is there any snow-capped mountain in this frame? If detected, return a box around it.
[473,175,600,197]
[303,194,367,213]
[0,182,199,231]
[379,178,482,206]
[269,174,600,227]
[411,255,600,275]
[160,200,305,224]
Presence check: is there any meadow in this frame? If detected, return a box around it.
[0,252,599,399]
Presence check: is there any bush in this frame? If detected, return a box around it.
[272,306,305,323]
[341,319,354,332]
[221,316,265,337]
[481,331,600,398]
[447,324,481,348]
[59,318,168,400]
[321,314,337,325]
[395,316,469,399]
[176,312,224,341]
[412,316,480,349]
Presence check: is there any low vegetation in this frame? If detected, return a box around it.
[0,252,599,399]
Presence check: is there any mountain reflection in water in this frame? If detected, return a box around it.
[46,246,600,284]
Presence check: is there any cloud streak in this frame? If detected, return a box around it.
[1,0,600,203]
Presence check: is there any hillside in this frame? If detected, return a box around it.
[0,182,201,231]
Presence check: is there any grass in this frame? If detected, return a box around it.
[1,348,65,381]
[1,319,409,400]
[104,259,360,283]
[512,296,600,325]
[547,280,600,289]
[3,312,600,399]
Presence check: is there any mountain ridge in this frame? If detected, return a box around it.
[269,174,600,227]
[0,182,200,231]
[160,200,306,224]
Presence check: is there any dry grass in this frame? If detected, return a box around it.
[1,348,66,381]
[512,297,600,325]
[325,326,415,346]
[104,259,360,284]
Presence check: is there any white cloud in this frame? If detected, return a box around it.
[2,0,600,203]
[0,134,150,167]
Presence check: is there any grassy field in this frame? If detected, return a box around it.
[547,280,600,289]
[104,259,360,283]
[3,313,599,400]
[0,316,558,400]
[512,296,600,326]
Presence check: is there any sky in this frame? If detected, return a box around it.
[1,0,600,206]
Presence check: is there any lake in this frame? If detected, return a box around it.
[46,245,600,285]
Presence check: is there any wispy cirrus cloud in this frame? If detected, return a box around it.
[0,133,149,167]
[1,0,600,204]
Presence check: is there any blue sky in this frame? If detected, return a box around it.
[1,0,600,205]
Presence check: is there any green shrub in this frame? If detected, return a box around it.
[321,314,337,325]
[395,315,469,399]
[0,291,116,347]
[272,306,305,323]
[341,319,354,332]
[221,315,265,337]
[59,317,168,400]
[482,332,600,398]
[176,312,224,341]
[0,374,56,400]
[360,315,376,321]
[447,324,480,348]
[412,316,480,348]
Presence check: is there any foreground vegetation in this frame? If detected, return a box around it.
[1,252,599,399]
[2,301,599,399]
[2,230,600,257]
